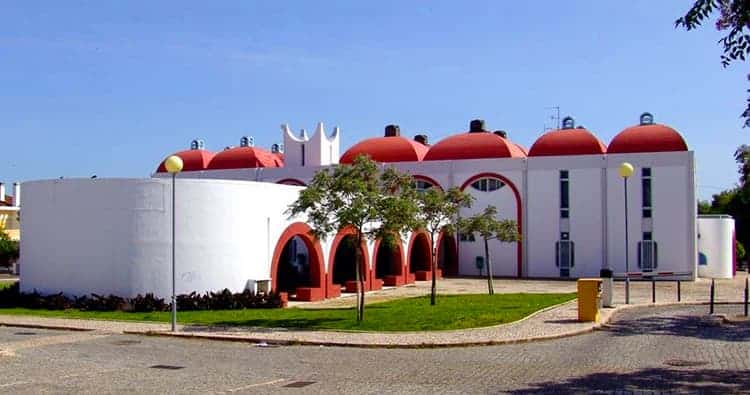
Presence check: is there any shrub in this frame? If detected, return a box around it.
[0,284,283,311]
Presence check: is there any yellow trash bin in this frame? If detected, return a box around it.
[577,278,602,322]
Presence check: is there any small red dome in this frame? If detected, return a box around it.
[424,132,526,161]
[340,136,428,164]
[529,128,606,157]
[514,143,528,156]
[207,146,283,170]
[608,124,687,154]
[156,149,215,173]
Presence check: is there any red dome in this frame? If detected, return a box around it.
[514,143,528,156]
[608,124,687,154]
[340,136,428,164]
[424,132,526,161]
[529,128,606,157]
[156,149,215,173]
[207,146,283,170]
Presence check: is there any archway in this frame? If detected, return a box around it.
[271,222,326,301]
[373,236,404,286]
[437,231,458,276]
[408,232,432,281]
[329,228,371,293]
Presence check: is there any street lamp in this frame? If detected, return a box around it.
[164,155,183,331]
[618,162,634,304]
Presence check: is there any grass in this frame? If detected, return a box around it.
[0,293,576,332]
[0,281,15,290]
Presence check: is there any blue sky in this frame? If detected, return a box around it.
[0,1,746,199]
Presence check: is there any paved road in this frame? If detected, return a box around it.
[0,304,749,394]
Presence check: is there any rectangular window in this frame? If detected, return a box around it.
[559,170,569,219]
[641,168,651,177]
[642,178,652,208]
[641,167,652,218]
[459,233,475,242]
[301,144,306,166]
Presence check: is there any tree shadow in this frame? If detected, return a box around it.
[508,368,750,394]
[602,314,750,342]
[180,316,351,332]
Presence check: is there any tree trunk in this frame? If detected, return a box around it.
[430,232,437,306]
[354,234,364,322]
[484,237,494,295]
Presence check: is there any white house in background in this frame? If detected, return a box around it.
[21,113,708,301]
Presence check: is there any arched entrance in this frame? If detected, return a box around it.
[408,232,432,282]
[373,236,404,286]
[329,228,371,293]
[271,222,326,301]
[437,231,458,276]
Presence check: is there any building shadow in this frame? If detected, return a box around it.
[508,368,750,394]
[601,313,750,342]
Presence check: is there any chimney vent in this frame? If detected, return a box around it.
[493,130,507,138]
[384,124,400,137]
[271,143,284,153]
[190,139,205,150]
[414,134,428,145]
[240,136,254,147]
[469,119,486,133]
[562,116,575,129]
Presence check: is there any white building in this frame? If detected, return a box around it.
[21,113,702,301]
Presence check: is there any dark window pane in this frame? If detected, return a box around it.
[642,178,652,207]
[642,167,651,177]
[560,170,569,179]
[560,180,569,208]
[560,209,569,218]
[643,232,652,240]
[642,209,652,218]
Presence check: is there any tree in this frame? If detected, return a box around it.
[460,206,521,295]
[676,1,750,127]
[0,227,19,268]
[415,187,473,305]
[287,155,419,322]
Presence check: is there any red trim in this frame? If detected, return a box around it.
[412,175,444,191]
[372,235,405,282]
[276,178,307,186]
[436,230,458,276]
[460,172,523,278]
[328,226,372,294]
[270,222,325,295]
[407,231,432,279]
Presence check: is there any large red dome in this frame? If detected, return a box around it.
[207,146,283,169]
[156,149,215,173]
[608,113,687,154]
[340,136,428,164]
[424,132,526,161]
[529,128,606,157]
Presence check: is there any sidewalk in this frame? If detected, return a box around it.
[0,276,746,348]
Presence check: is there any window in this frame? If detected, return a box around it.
[470,178,505,192]
[459,232,476,242]
[301,144,306,166]
[641,167,652,218]
[638,240,658,271]
[413,180,434,192]
[560,170,569,218]
[555,235,575,277]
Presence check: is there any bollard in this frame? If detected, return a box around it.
[710,278,715,315]
[677,280,681,302]
[745,276,748,317]
[652,277,656,303]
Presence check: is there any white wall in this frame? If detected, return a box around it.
[20,178,307,298]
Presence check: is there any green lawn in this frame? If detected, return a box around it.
[0,281,15,290]
[0,293,576,332]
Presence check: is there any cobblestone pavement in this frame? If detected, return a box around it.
[0,304,748,394]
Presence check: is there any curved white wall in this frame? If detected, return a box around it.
[697,216,735,279]
[20,178,306,298]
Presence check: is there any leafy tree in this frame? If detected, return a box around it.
[287,155,419,321]
[415,187,473,305]
[676,1,750,126]
[460,206,520,295]
[0,227,19,268]
[736,144,750,185]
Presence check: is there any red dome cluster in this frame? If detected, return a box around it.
[340,136,428,164]
[424,131,526,161]
[529,126,606,157]
[608,121,687,154]
[156,149,214,173]
[207,146,283,170]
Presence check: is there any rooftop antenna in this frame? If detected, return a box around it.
[545,106,561,130]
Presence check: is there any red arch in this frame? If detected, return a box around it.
[460,172,523,278]
[436,230,458,276]
[372,235,406,285]
[407,231,432,282]
[277,178,307,186]
[270,222,326,299]
[328,227,372,293]
[412,175,444,191]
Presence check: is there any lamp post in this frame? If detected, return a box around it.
[164,155,183,331]
[619,162,634,304]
